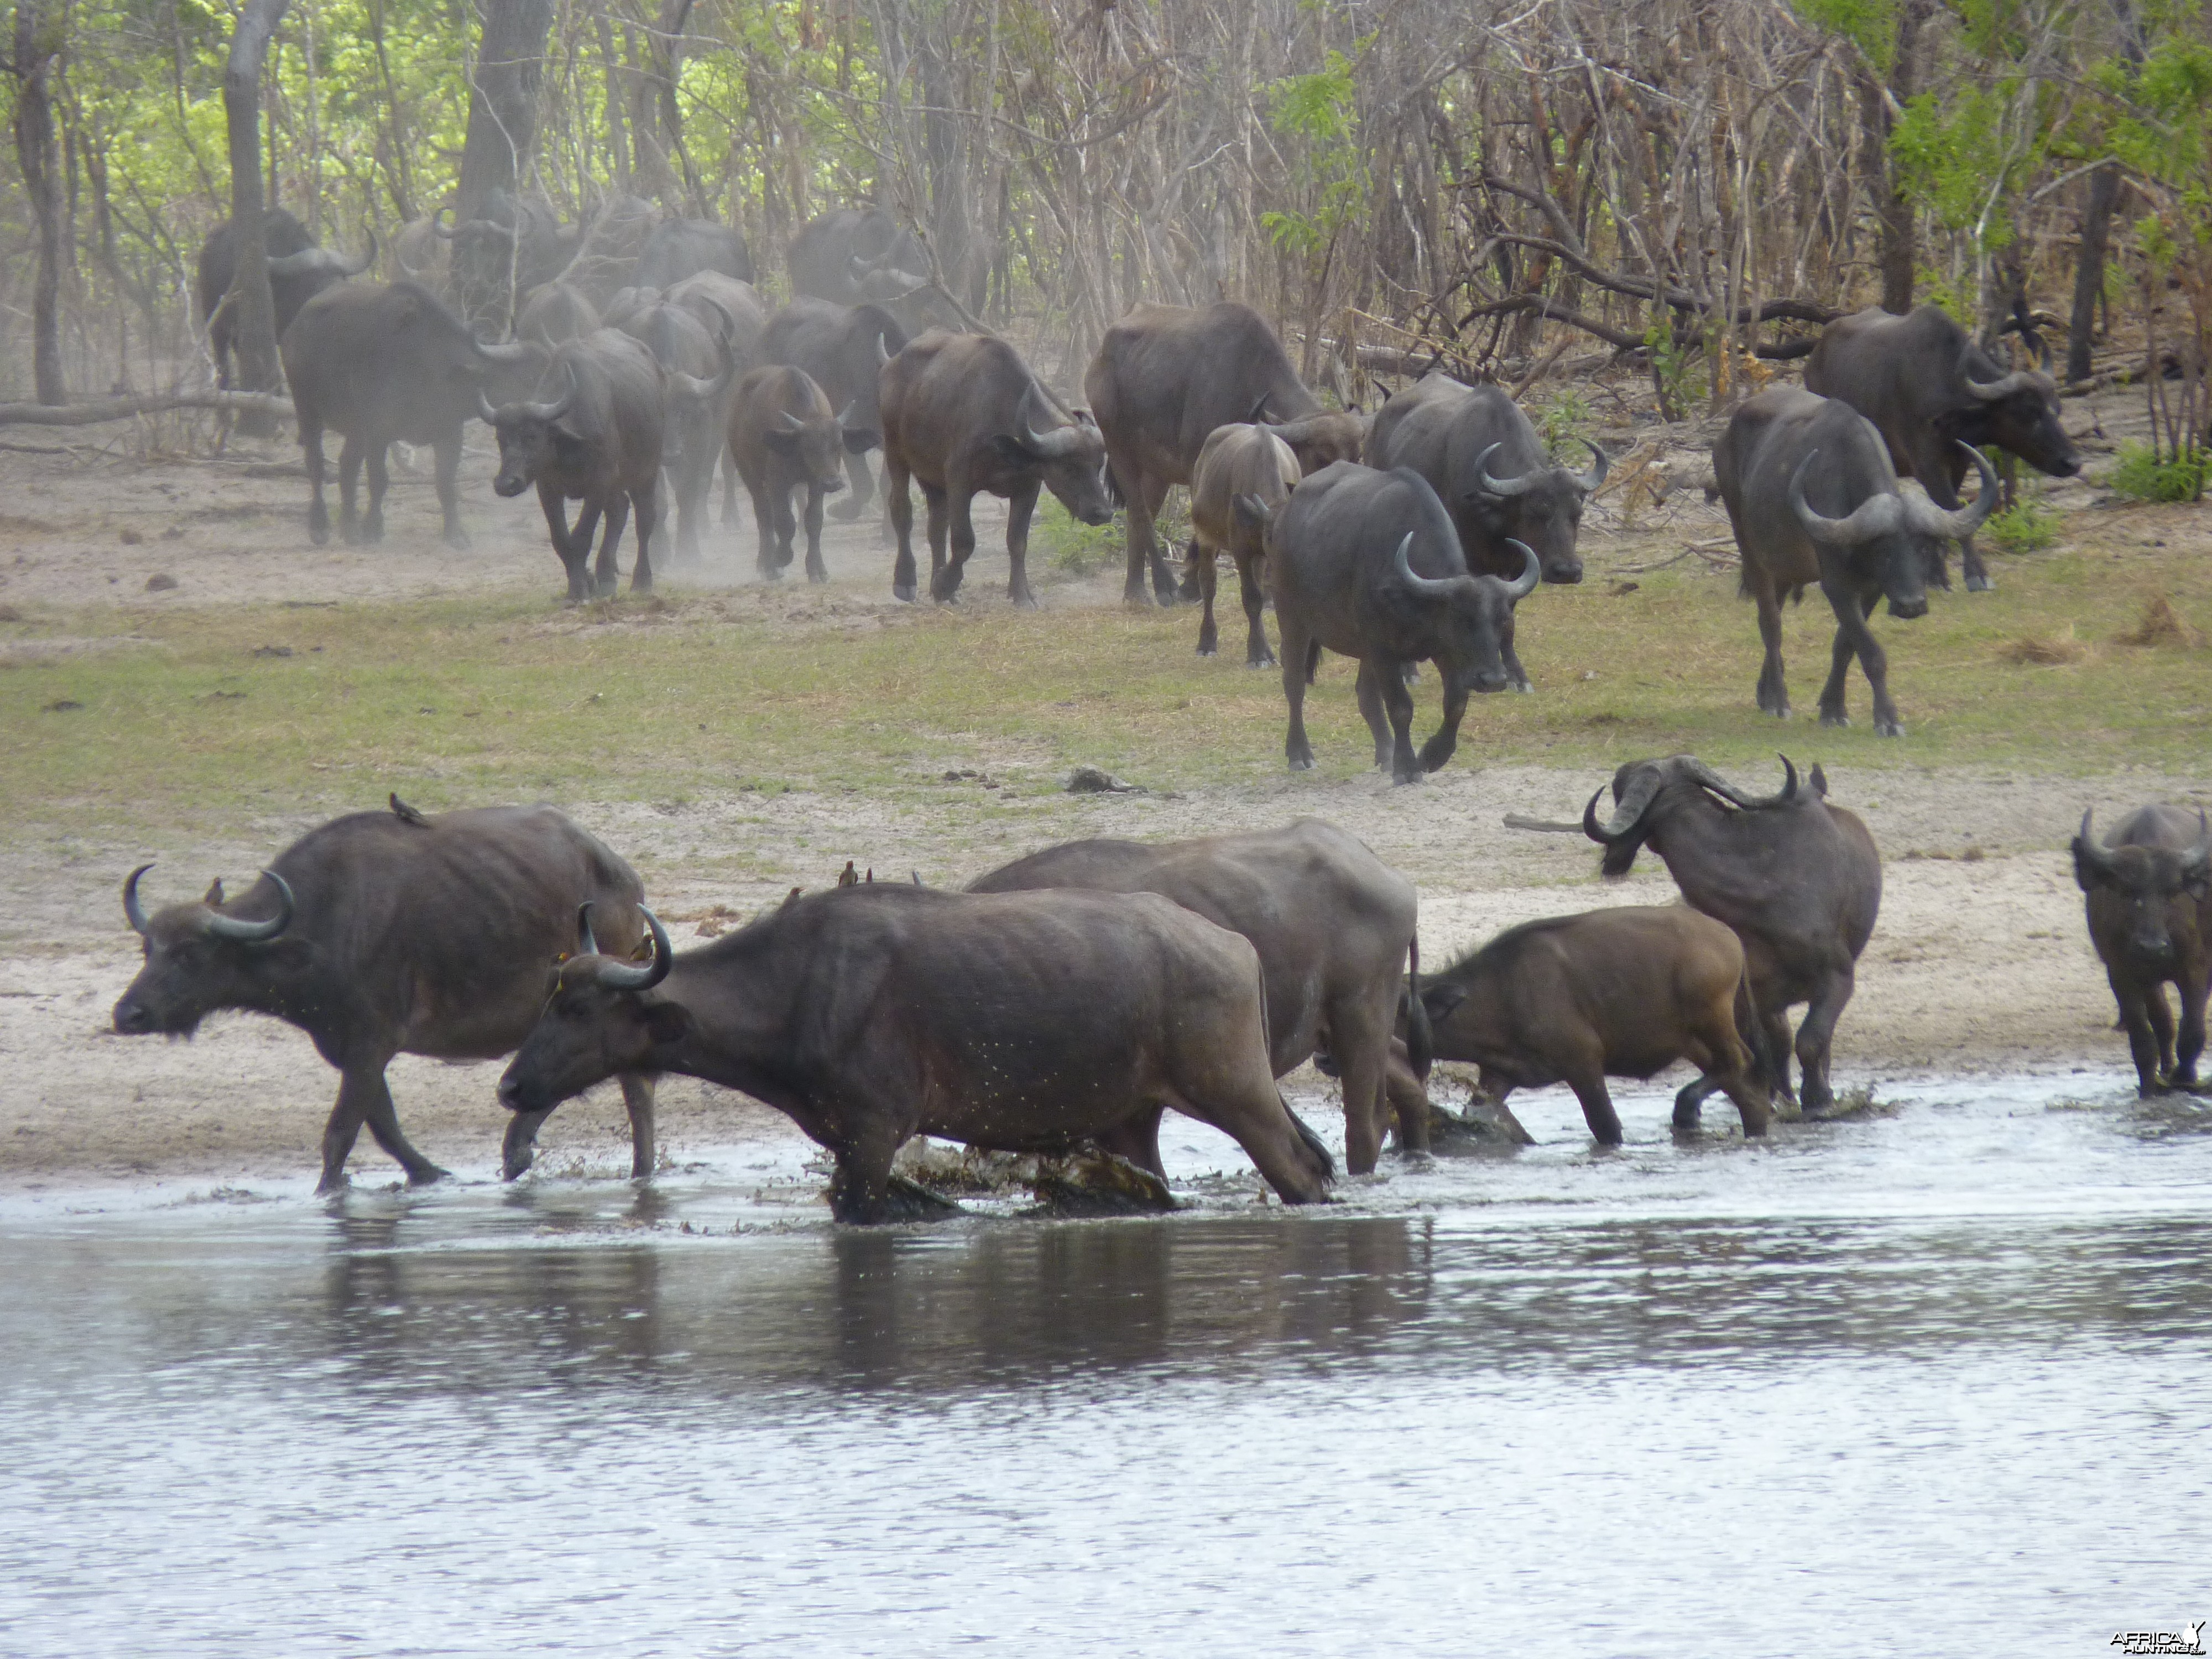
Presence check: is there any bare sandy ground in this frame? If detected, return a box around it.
[0,395,2199,1192]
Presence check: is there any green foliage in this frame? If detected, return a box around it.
[1643,317,1694,419]
[2109,441,2210,503]
[1534,389,1590,456]
[1793,0,1900,72]
[1032,500,1126,578]
[1259,50,1366,260]
[1985,496,2060,554]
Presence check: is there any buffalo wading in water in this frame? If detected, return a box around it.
[1581,753,1880,1114]
[1085,301,1363,606]
[2073,806,2212,1098]
[879,330,1112,606]
[725,364,859,583]
[1416,906,1771,1145]
[110,800,661,1192]
[1364,372,1605,688]
[197,207,375,390]
[967,819,1430,1174]
[1267,462,1538,782]
[481,328,670,603]
[1186,422,1302,664]
[281,279,538,551]
[759,299,911,520]
[496,883,1338,1223]
[1806,304,2082,591]
[1715,385,1997,737]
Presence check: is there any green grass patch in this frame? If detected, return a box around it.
[4,536,2210,844]
[2108,441,2209,503]
[1984,497,2060,556]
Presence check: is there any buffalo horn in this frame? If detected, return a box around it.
[1232,492,1274,530]
[1501,539,1542,601]
[1393,532,1454,598]
[204,871,293,943]
[339,231,378,278]
[1904,442,2001,541]
[2073,810,2121,884]
[264,248,331,279]
[1965,367,2036,401]
[1247,396,1272,425]
[1475,442,1536,498]
[833,399,857,426]
[123,863,155,936]
[1685,753,1798,811]
[670,369,721,403]
[593,907,672,992]
[2185,811,2212,884]
[875,332,894,367]
[1571,438,1609,494]
[777,409,806,432]
[1583,769,1666,844]
[575,901,602,959]
[476,389,503,425]
[525,364,578,425]
[1018,383,1088,458]
[1788,450,1903,546]
[430,207,456,241]
[472,337,537,367]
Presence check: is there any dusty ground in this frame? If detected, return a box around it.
[0,382,2201,1193]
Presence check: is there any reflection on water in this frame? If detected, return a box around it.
[3,1072,2211,1656]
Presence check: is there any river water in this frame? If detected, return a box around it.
[3,1070,2208,1656]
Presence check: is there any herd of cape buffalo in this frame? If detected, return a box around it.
[115,195,2208,1217]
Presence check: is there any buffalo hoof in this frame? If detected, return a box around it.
[1288,754,1316,773]
[893,583,917,603]
[1197,641,1218,658]
[807,563,828,585]
[596,576,619,599]
[307,519,331,548]
[758,565,785,583]
[1029,1150,1176,1217]
[1819,711,1850,728]
[1966,573,1995,592]
[443,527,472,552]
[1010,591,1039,610]
[1400,662,1420,684]
[828,499,867,523]
[836,1173,964,1224]
[406,1164,451,1187]
[362,518,385,545]
[1246,655,1277,671]
[1874,718,1905,738]
[1513,678,1535,694]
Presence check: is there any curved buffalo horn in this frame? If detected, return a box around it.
[476,389,503,425]
[1501,539,1542,601]
[1475,442,1536,498]
[1571,438,1609,494]
[1903,442,2001,541]
[1788,449,1903,546]
[338,231,378,278]
[1247,396,1272,425]
[430,207,456,240]
[204,870,293,943]
[524,364,578,425]
[1018,382,1088,458]
[1965,367,2038,401]
[472,337,537,366]
[833,399,857,427]
[1393,531,1455,598]
[123,863,155,936]
[1582,768,1667,844]
[777,409,806,432]
[875,332,894,367]
[592,907,672,992]
[669,369,721,403]
[1684,753,1798,811]
[2073,810,2121,883]
[264,247,332,279]
[575,901,602,959]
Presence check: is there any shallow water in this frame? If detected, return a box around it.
[4,1071,2210,1656]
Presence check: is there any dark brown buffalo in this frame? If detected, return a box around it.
[437,190,575,325]
[1715,386,1996,737]
[968,819,1427,1174]
[554,192,659,307]
[787,206,928,306]
[2073,806,2212,1098]
[517,280,600,348]
[666,272,771,526]
[1084,301,1364,606]
[281,279,536,550]
[1416,907,1770,1144]
[879,330,1113,605]
[1269,461,1538,782]
[495,884,1337,1223]
[633,218,754,290]
[726,364,857,582]
[482,329,667,603]
[1582,754,1880,1113]
[1806,305,2082,591]
[1186,422,1301,664]
[760,299,911,518]
[197,207,375,389]
[111,800,659,1192]
[618,299,738,565]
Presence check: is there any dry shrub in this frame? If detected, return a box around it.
[1998,623,2092,666]
[2115,594,2206,650]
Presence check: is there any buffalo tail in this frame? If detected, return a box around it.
[1405,934,1434,1084]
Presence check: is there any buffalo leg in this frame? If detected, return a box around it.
[721,452,741,527]
[768,483,798,575]
[362,442,390,544]
[1005,481,1040,606]
[1165,1070,1334,1206]
[1354,660,1395,770]
[886,451,919,600]
[746,478,782,580]
[1329,983,1400,1175]
[1561,1053,1626,1146]
[1375,655,1424,782]
[2173,967,2208,1088]
[1680,1013,1771,1138]
[303,419,332,546]
[1925,439,1994,591]
[1235,551,1275,667]
[541,486,591,604]
[1193,540,1220,655]
[1120,466,1176,608]
[434,430,469,550]
[828,448,876,521]
[921,483,951,596]
[825,1116,910,1224]
[802,482,829,583]
[619,1073,658,1177]
[1822,582,1904,735]
[337,435,366,544]
[321,1063,446,1193]
[932,479,979,603]
[1793,969,1855,1113]
[1092,1107,1167,1179]
[1754,587,1791,718]
[1419,679,1471,778]
[2114,975,2171,1095]
[2146,981,2178,1079]
[1280,615,1318,770]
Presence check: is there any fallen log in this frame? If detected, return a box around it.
[0,390,291,427]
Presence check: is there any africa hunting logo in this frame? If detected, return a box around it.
[2112,1624,2206,1656]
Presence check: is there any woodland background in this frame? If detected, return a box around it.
[1,0,2208,459]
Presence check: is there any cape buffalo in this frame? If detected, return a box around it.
[281,280,536,550]
[1807,304,2082,590]
[666,272,771,524]
[111,800,659,1192]
[968,820,1430,1174]
[392,213,452,290]
[1269,462,1538,782]
[1581,753,1880,1113]
[760,299,911,518]
[1085,301,1364,606]
[879,330,1113,605]
[2073,806,2212,1098]
[633,218,754,290]
[1715,386,1996,736]
[517,280,601,348]
[482,329,669,603]
[1417,907,1770,1145]
[555,192,659,306]
[1187,422,1300,664]
[496,884,1338,1223]
[725,364,857,582]
[787,206,928,306]
[1364,373,1603,687]
[619,299,738,564]
[197,208,375,389]
[438,190,573,324]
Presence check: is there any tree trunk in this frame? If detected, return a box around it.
[1867,0,1931,315]
[456,0,553,220]
[2067,1,2144,382]
[222,0,291,433]
[11,0,66,404]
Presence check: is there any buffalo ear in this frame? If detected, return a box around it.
[991,433,1032,466]
[204,877,226,906]
[551,418,587,445]
[842,426,875,455]
[2069,839,2105,895]
[643,1001,692,1047]
[1421,981,1469,1021]
[763,427,800,455]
